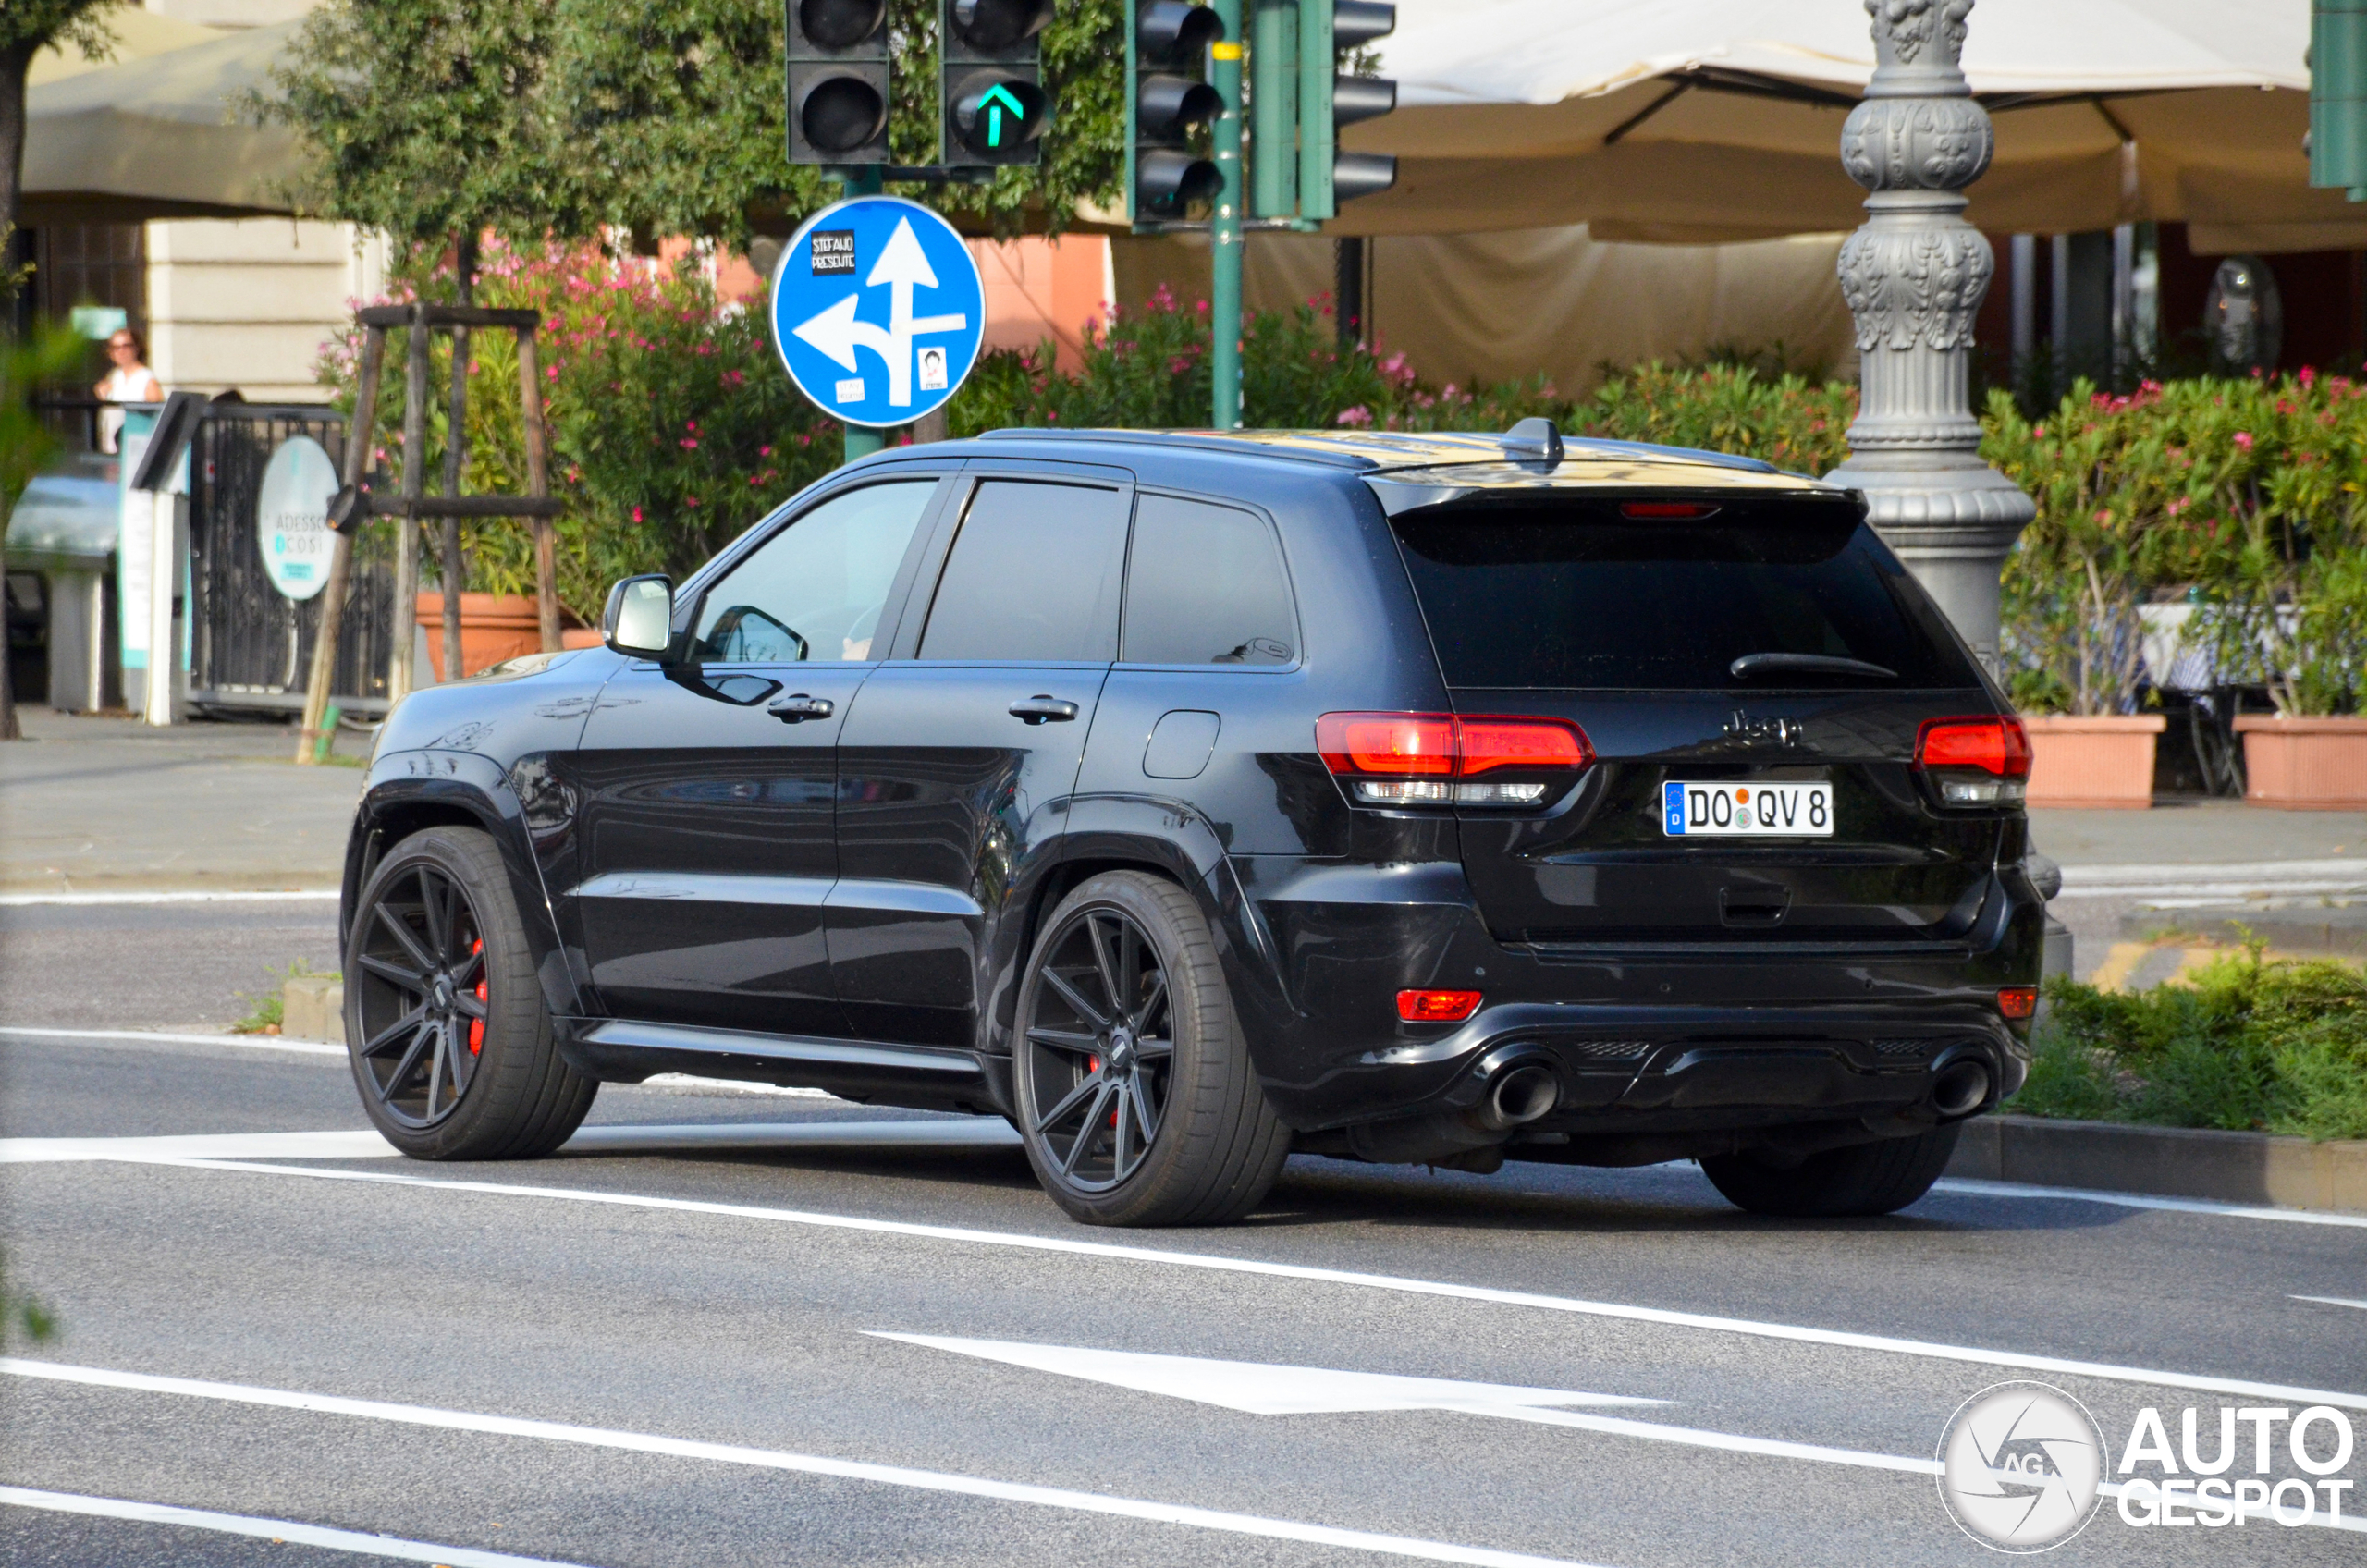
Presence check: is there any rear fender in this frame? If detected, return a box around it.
[1020,795,1286,1066]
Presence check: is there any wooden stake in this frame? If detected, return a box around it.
[517,326,560,653]
[390,305,427,706]
[296,324,386,765]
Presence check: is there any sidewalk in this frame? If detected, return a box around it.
[0,709,365,894]
[2030,801,2366,983]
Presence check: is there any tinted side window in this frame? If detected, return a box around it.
[692,480,935,662]
[918,481,1126,662]
[1122,494,1296,666]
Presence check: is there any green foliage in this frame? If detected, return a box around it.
[0,1249,57,1347]
[258,0,585,246]
[2,321,86,514]
[320,240,839,623]
[267,0,1127,252]
[2007,949,2367,1141]
[1988,373,2367,717]
[1,0,120,59]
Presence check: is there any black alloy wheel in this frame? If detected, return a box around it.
[1021,903,1174,1192]
[1012,871,1290,1227]
[352,860,489,1128]
[344,826,596,1160]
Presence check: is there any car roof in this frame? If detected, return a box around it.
[960,426,1841,496]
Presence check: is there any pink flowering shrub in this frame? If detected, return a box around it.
[317,238,838,623]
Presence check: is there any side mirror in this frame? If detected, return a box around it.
[603,574,676,658]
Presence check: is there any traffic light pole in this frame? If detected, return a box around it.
[840,165,889,464]
[1209,1,1245,430]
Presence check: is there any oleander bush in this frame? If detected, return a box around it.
[1991,373,2367,717]
[2006,948,2367,1142]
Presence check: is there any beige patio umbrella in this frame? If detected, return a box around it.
[28,10,224,89]
[1343,0,2343,251]
[20,21,302,225]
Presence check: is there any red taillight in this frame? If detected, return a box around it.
[1916,716,2032,778]
[1317,712,1458,777]
[1318,713,1592,806]
[1458,717,1592,775]
[1399,988,1483,1023]
[1998,986,2039,1020]
[1620,500,1721,520]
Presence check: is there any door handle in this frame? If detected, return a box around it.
[767,693,836,724]
[1009,694,1079,725]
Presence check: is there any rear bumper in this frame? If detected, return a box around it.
[1230,853,2044,1145]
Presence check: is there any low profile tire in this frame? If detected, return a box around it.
[1699,1122,1961,1219]
[344,826,596,1159]
[1012,872,1290,1227]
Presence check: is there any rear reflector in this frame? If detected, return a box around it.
[1619,500,1721,520]
[1399,988,1483,1023]
[1998,986,2039,1020]
[1317,714,1593,806]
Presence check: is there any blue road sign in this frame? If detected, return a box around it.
[769,196,986,431]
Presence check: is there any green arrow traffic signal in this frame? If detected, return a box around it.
[940,0,1051,167]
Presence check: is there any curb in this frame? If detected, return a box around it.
[282,977,345,1047]
[1948,1115,2367,1214]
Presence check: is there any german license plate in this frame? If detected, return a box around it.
[1662,781,1832,837]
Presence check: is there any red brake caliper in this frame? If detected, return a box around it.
[469,937,486,1054]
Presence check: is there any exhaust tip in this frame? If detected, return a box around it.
[1932,1059,1992,1119]
[1490,1063,1562,1127]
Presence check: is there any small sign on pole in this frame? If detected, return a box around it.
[768,195,987,435]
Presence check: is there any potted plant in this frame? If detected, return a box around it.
[1993,384,2170,808]
[2185,375,2367,808]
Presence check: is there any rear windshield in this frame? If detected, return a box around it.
[1390,500,1981,691]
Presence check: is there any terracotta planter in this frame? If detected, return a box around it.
[415,593,551,681]
[2021,715,2165,809]
[2232,715,2367,810]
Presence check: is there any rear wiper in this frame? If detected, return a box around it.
[1729,652,1897,681]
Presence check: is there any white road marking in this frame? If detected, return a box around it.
[881,1335,2362,1533]
[2053,858,2367,900]
[0,1025,345,1057]
[872,1333,1667,1415]
[2293,1294,2367,1312]
[0,888,340,906]
[137,1155,2367,1413]
[0,1359,1608,1568]
[0,1486,596,1568]
[1932,1179,2367,1230]
[0,1131,395,1164]
[0,1121,1014,1165]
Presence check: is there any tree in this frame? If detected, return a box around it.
[270,0,1126,253]
[261,0,586,254]
[2,0,120,741]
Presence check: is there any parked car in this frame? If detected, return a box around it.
[337,423,2044,1226]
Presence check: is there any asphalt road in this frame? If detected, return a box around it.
[4,905,2364,1568]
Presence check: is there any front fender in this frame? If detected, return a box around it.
[344,748,587,1021]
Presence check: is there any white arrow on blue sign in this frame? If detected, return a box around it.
[769,195,986,431]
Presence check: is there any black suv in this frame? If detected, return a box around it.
[339,424,2044,1226]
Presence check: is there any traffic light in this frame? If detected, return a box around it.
[788,0,891,165]
[1129,1,1225,219]
[942,0,1053,167]
[1299,0,1396,218]
[2312,0,2367,201]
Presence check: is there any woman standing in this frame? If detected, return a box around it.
[93,327,163,454]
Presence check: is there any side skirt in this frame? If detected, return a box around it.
[557,1018,1004,1117]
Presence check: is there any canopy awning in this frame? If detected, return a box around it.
[21,21,303,226]
[1345,0,2347,251]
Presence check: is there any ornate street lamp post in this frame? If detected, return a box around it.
[1824,0,2034,674]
